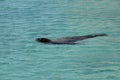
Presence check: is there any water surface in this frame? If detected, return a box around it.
[0,0,120,80]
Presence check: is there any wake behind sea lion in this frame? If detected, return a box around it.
[36,34,107,44]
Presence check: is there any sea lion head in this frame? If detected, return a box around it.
[36,38,51,43]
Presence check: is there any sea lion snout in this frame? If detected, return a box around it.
[36,38,41,42]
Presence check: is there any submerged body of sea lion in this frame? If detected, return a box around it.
[36,34,107,44]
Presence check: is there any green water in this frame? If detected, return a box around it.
[0,0,120,80]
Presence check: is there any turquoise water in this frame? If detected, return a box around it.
[0,0,120,80]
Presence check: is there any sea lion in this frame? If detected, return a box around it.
[36,34,107,44]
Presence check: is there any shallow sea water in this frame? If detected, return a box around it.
[0,0,120,80]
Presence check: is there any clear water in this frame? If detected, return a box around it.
[0,0,120,80]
